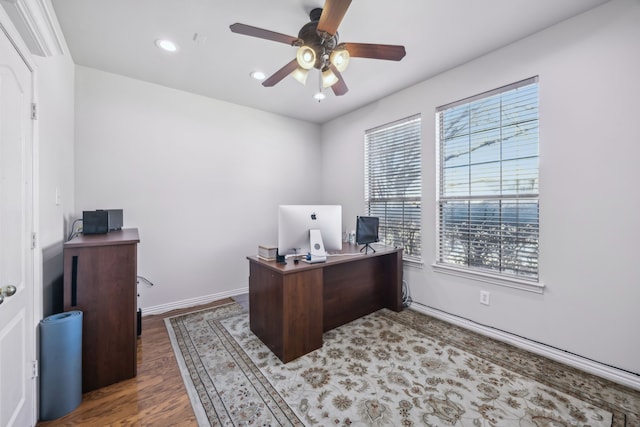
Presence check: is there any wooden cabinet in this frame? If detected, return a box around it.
[63,228,139,392]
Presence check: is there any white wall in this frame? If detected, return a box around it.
[32,22,76,317]
[321,0,640,375]
[74,67,321,311]
[35,53,75,247]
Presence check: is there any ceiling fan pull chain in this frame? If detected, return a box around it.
[314,70,325,102]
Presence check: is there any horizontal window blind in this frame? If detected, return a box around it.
[437,77,539,279]
[365,115,422,261]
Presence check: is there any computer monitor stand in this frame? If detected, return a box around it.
[307,229,327,263]
[360,243,376,254]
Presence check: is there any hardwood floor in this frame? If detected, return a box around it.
[37,297,240,426]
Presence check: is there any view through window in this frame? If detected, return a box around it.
[364,114,422,263]
[437,77,539,280]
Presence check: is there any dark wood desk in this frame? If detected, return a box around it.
[247,244,403,362]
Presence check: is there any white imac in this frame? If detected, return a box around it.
[277,205,342,263]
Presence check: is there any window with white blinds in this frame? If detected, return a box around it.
[437,77,539,280]
[365,114,422,262]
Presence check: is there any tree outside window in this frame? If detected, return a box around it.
[365,115,422,263]
[437,78,539,280]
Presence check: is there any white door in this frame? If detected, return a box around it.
[0,24,36,427]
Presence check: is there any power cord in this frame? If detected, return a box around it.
[137,276,155,287]
[402,279,412,308]
[136,276,155,299]
[66,218,83,241]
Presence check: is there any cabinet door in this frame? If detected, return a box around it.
[281,269,323,362]
[249,262,283,355]
[248,261,323,363]
[64,242,137,392]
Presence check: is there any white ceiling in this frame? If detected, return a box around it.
[50,0,609,124]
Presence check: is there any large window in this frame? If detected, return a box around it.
[437,77,539,281]
[365,114,422,263]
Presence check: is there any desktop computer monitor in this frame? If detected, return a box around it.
[356,216,379,245]
[277,205,342,256]
[356,216,379,253]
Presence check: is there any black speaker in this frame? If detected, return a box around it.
[82,209,123,235]
[82,210,108,234]
[107,209,123,231]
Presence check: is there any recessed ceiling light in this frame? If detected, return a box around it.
[155,39,178,52]
[250,71,266,81]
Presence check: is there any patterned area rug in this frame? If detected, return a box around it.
[165,303,639,426]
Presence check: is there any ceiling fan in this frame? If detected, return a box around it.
[229,0,406,98]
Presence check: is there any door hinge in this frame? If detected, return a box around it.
[32,360,38,379]
[31,103,37,120]
[31,232,37,249]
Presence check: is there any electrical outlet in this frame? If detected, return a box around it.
[480,290,490,305]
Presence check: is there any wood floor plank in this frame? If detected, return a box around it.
[37,298,233,426]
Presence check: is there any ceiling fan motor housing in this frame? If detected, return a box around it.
[298,8,338,69]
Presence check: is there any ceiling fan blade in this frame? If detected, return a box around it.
[329,64,348,96]
[317,0,352,37]
[262,59,299,87]
[342,42,406,61]
[230,23,299,45]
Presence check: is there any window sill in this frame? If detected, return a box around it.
[432,263,545,294]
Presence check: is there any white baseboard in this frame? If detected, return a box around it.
[410,302,640,391]
[141,287,248,316]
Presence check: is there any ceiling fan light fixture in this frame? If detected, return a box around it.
[313,91,326,101]
[296,45,316,70]
[291,67,309,85]
[330,49,350,72]
[321,67,339,88]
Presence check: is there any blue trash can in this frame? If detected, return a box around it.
[39,310,83,421]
